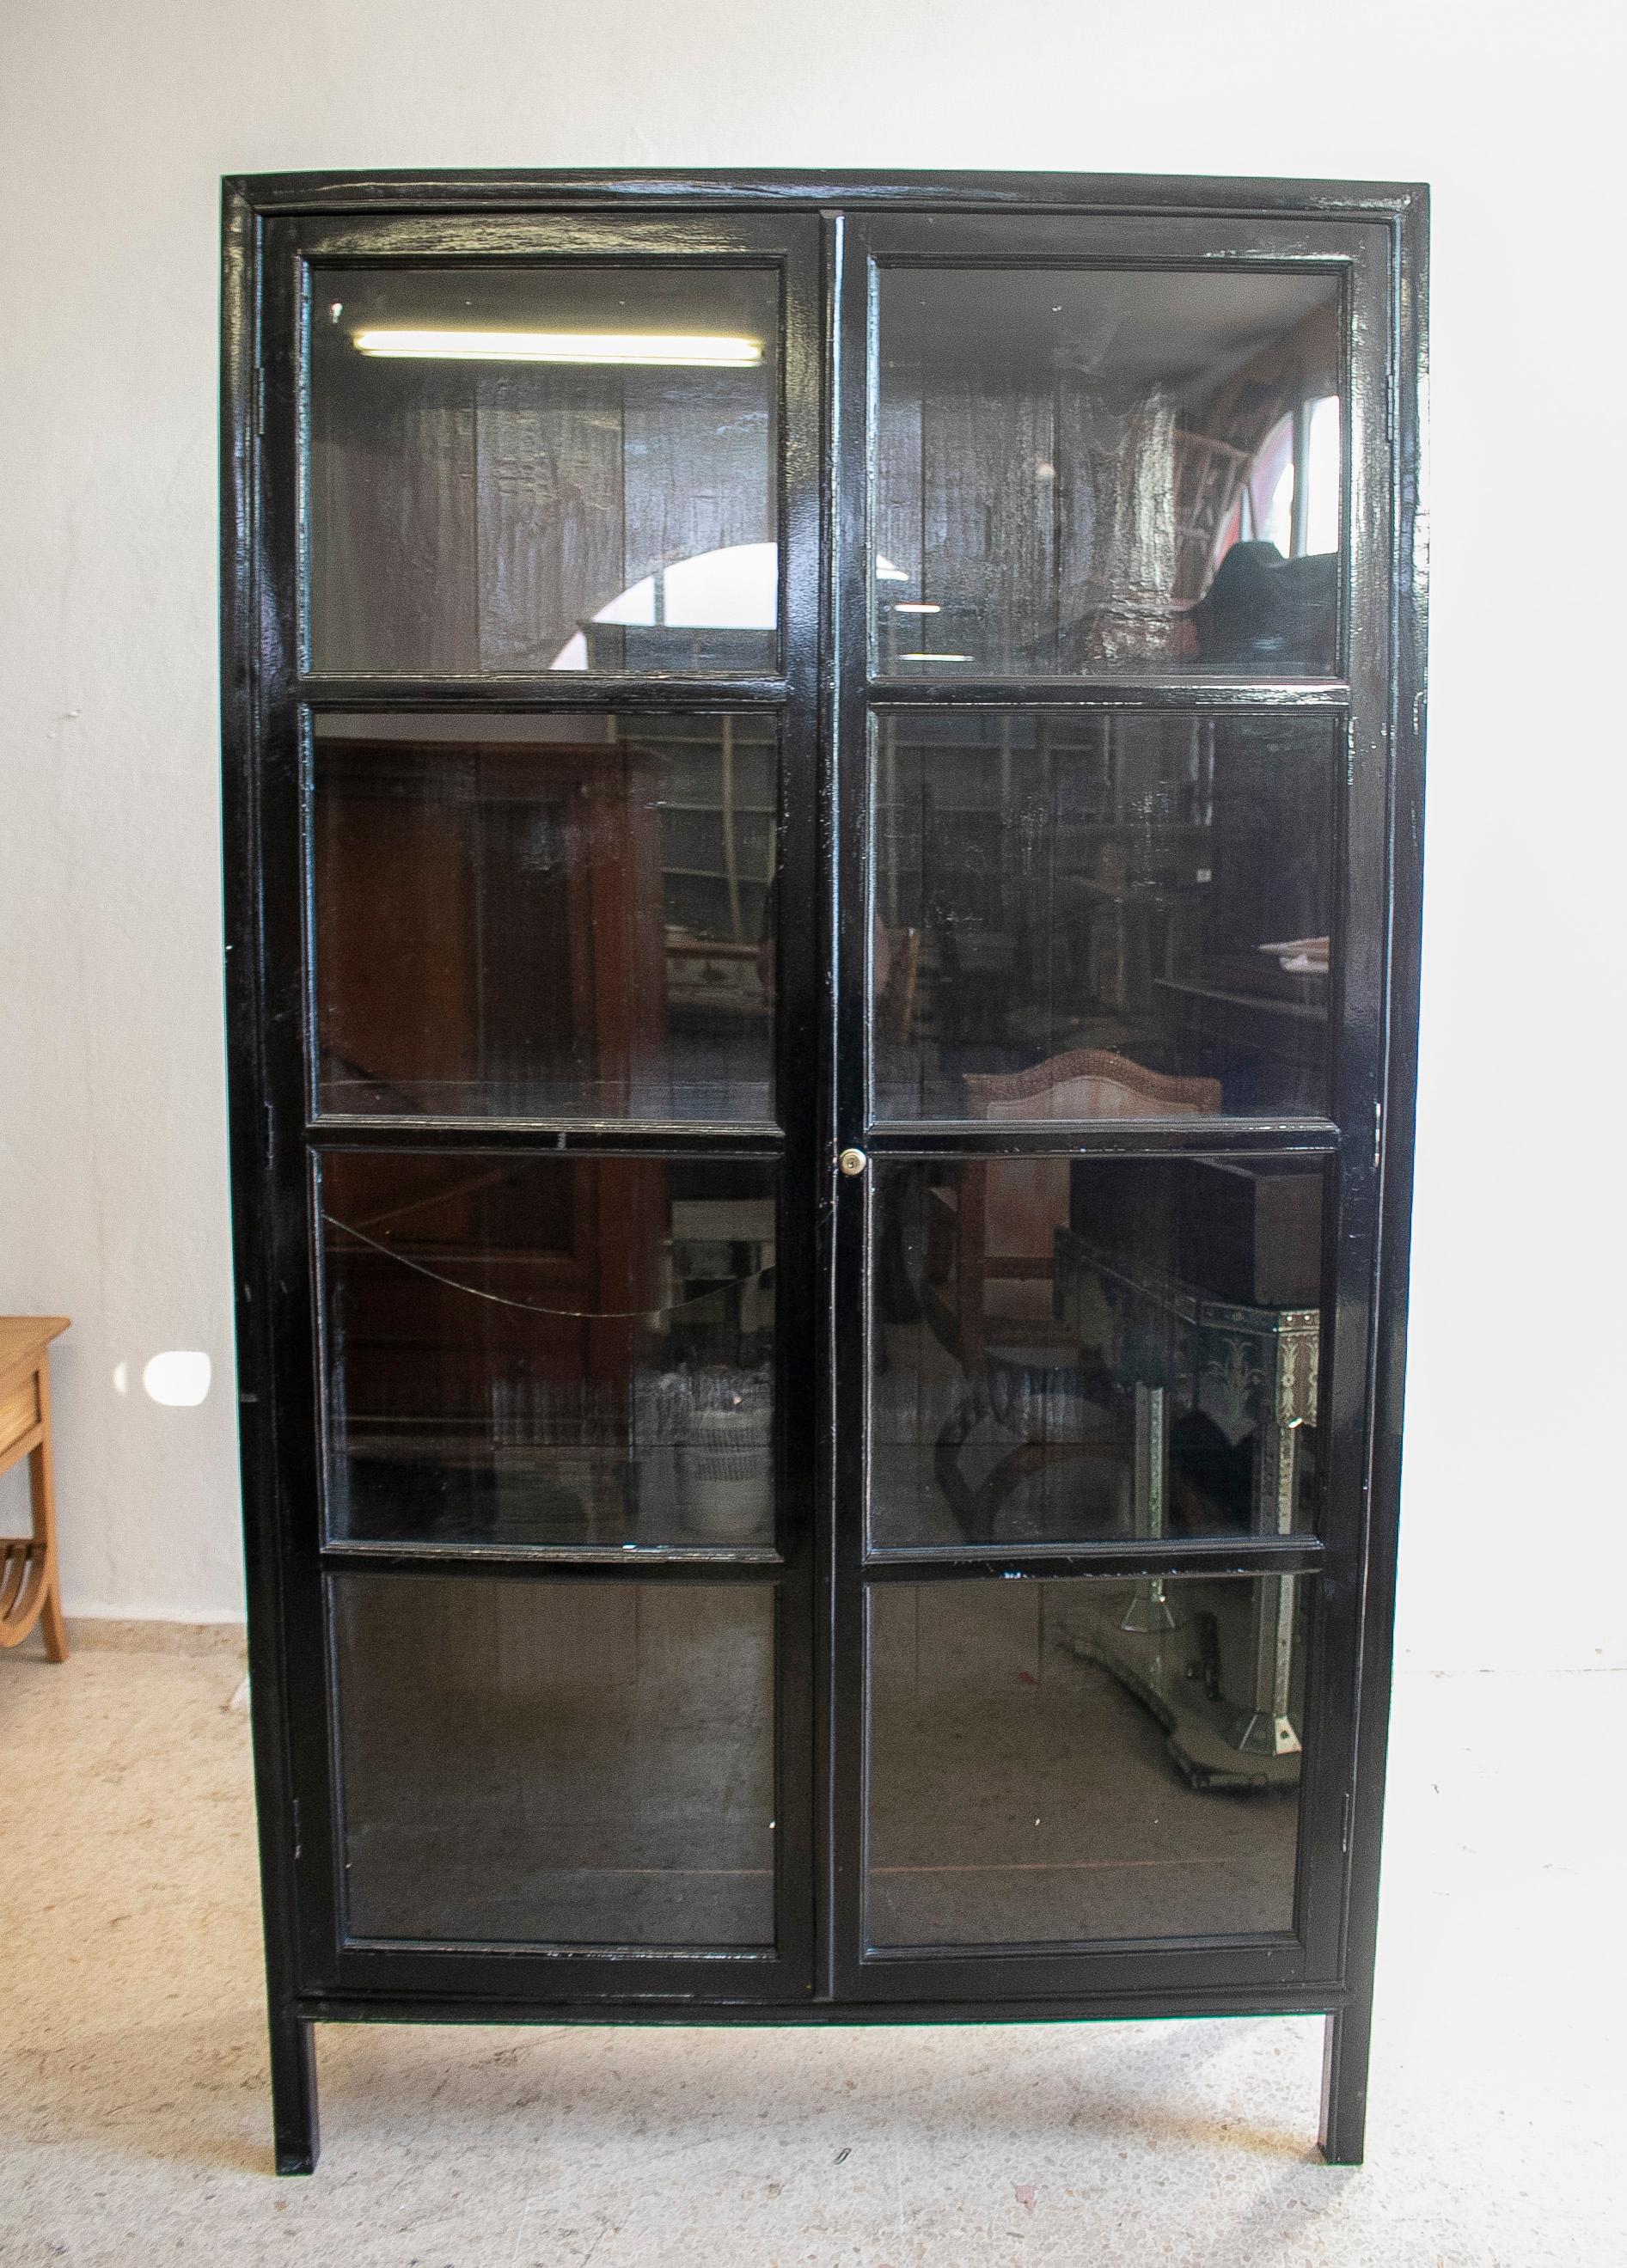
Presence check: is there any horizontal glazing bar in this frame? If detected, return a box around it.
[865,677,1351,711]
[340,1935,780,1962]
[308,1118,786,1153]
[321,1543,784,1580]
[859,1538,1324,1582]
[861,1118,1343,1158]
[857,1936,1302,1969]
[298,675,793,711]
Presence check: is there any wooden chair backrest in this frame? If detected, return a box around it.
[963,1052,1221,1261]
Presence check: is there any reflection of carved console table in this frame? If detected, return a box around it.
[1055,1228,1318,1755]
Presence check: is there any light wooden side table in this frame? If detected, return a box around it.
[0,1317,70,1660]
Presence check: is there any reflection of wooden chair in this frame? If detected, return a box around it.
[925,1051,1220,1376]
[921,1053,1220,1543]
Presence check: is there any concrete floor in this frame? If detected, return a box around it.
[1,1631,1621,2266]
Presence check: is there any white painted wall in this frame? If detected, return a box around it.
[1,0,1621,1666]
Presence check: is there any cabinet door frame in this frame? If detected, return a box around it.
[228,202,827,2007]
[824,204,1409,2005]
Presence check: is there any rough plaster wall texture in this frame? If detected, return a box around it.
[0,0,1622,1664]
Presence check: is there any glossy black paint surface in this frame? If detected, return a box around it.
[221,169,1427,2174]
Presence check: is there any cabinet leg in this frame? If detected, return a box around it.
[1319,2001,1371,2165]
[269,2009,319,2174]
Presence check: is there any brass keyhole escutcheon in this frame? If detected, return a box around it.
[838,1147,867,1178]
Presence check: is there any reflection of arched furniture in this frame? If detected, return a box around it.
[924,1051,1222,1377]
[553,542,779,675]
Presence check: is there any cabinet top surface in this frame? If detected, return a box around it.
[224,168,1428,217]
[0,1317,70,1373]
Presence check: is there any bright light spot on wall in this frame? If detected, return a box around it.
[113,1361,130,1397]
[143,1351,212,1408]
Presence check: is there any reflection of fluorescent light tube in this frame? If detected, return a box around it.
[352,328,762,366]
[892,602,941,614]
[898,652,970,662]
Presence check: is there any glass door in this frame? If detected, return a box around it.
[829,211,1394,2001]
[256,211,823,2002]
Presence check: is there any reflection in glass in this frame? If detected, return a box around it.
[312,713,776,1122]
[309,266,779,674]
[870,1158,1322,1550]
[866,1575,1307,1947]
[874,267,1343,675]
[321,1153,777,1552]
[872,711,1332,1119]
[335,1574,775,1945]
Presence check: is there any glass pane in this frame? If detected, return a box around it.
[872,711,1332,1119]
[870,1158,1322,1550]
[321,1153,777,1553]
[309,266,780,675]
[867,1574,1307,1948]
[335,1573,775,1946]
[874,267,1343,676]
[312,713,776,1122]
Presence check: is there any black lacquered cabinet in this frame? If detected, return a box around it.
[220,170,1427,2173]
